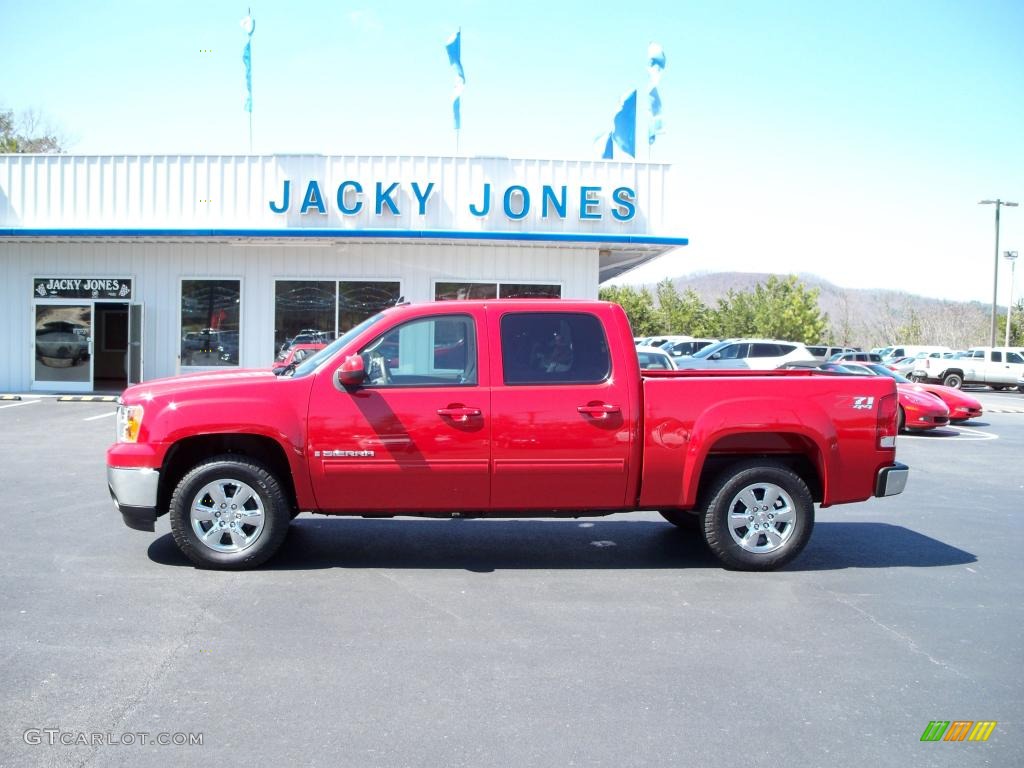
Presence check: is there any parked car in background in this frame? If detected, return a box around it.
[881,345,951,362]
[807,345,858,362]
[828,350,883,363]
[844,363,982,424]
[272,343,327,373]
[912,347,1024,389]
[673,339,815,370]
[661,338,717,358]
[635,345,676,370]
[280,329,334,353]
[885,356,918,375]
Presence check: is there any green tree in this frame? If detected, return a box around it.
[0,108,63,153]
[712,289,759,337]
[599,285,664,336]
[748,275,830,344]
[655,278,713,335]
[895,309,924,344]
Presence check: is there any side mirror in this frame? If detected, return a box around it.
[336,354,366,387]
[710,352,722,360]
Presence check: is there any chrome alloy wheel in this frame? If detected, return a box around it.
[726,482,797,554]
[190,479,266,553]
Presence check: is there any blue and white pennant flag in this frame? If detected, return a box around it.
[446,29,465,130]
[241,12,255,113]
[647,42,666,145]
[599,89,637,159]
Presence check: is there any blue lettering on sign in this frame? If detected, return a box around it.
[579,186,602,220]
[300,180,326,215]
[337,181,363,215]
[503,185,530,220]
[265,180,639,223]
[611,186,636,222]
[269,180,291,213]
[469,183,491,217]
[375,182,400,215]
[411,182,435,215]
[541,186,567,219]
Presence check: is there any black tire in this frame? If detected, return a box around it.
[897,406,906,433]
[990,385,1006,391]
[169,455,290,570]
[942,372,963,389]
[659,509,701,530]
[700,461,814,571]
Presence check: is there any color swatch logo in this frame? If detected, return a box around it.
[920,721,997,742]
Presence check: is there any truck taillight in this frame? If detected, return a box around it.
[877,393,898,448]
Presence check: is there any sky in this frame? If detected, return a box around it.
[2,0,1023,304]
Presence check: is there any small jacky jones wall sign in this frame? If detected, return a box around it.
[34,278,133,300]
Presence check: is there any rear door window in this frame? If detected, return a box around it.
[501,312,611,384]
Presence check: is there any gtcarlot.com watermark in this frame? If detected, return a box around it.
[24,729,203,747]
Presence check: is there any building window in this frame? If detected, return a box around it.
[500,312,610,385]
[435,282,498,301]
[274,280,336,356]
[436,282,561,301]
[499,283,561,299]
[338,281,401,333]
[181,279,240,367]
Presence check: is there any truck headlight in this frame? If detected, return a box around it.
[116,404,144,443]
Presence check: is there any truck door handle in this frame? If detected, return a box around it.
[577,403,620,418]
[437,406,482,422]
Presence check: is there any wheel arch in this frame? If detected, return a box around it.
[687,433,825,507]
[159,434,299,518]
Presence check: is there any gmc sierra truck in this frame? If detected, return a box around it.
[107,300,908,571]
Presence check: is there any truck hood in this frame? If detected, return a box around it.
[121,368,278,402]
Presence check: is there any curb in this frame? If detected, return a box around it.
[0,395,22,401]
[57,396,119,403]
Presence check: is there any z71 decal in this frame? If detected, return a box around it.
[853,396,875,410]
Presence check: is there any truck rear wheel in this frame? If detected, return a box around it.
[169,455,291,570]
[700,461,814,571]
[942,373,963,389]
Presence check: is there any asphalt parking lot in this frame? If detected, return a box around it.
[1,389,1022,768]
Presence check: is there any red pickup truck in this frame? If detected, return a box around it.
[107,300,908,571]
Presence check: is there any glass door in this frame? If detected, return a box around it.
[34,303,94,392]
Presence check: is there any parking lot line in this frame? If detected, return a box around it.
[84,411,116,421]
[0,399,41,410]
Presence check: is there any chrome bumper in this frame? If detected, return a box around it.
[108,466,160,531]
[875,462,909,497]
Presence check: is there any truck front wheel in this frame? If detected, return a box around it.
[169,455,291,570]
[700,461,814,571]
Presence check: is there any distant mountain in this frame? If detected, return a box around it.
[641,271,992,349]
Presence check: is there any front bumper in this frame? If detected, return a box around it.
[875,462,909,497]
[108,466,160,532]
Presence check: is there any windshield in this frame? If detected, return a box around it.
[286,313,386,378]
[863,363,910,383]
[691,340,731,359]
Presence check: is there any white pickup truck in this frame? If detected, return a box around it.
[912,347,1024,390]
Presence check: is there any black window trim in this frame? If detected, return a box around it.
[499,310,612,386]
[358,312,479,389]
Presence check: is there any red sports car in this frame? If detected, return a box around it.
[822,363,951,431]
[851,363,983,423]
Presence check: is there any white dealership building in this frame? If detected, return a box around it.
[0,154,686,393]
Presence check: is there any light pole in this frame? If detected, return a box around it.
[1006,250,1019,348]
[980,199,1018,346]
